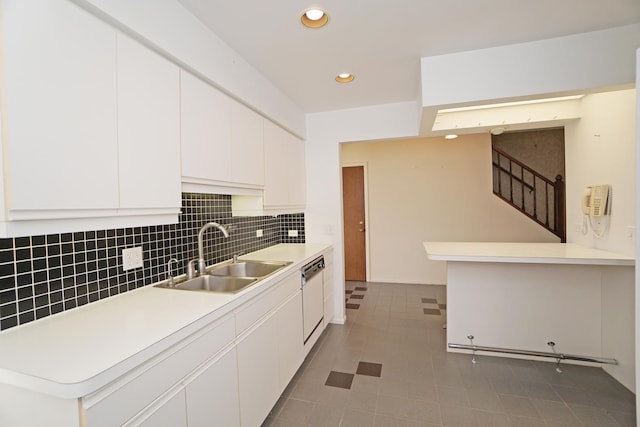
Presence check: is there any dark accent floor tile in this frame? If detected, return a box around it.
[356,361,383,377]
[423,308,441,315]
[350,294,364,299]
[346,303,360,309]
[355,286,367,291]
[422,297,438,304]
[325,371,354,389]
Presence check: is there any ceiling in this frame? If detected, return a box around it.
[176,0,640,114]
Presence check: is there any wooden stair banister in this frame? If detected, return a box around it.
[492,146,566,242]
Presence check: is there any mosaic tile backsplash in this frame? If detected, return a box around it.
[0,193,305,331]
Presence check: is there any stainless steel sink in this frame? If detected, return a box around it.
[172,275,257,293]
[208,260,291,278]
[155,259,292,293]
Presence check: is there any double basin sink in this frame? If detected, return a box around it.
[156,260,292,294]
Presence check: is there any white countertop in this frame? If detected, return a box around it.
[423,242,635,266]
[0,243,331,399]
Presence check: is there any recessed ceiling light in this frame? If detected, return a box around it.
[444,134,458,139]
[301,9,328,28]
[335,73,354,83]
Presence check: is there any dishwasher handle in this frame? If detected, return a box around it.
[301,256,325,285]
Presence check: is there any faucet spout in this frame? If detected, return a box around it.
[196,222,230,275]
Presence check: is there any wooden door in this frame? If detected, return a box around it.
[342,166,366,281]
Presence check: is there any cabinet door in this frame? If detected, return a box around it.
[2,0,119,211]
[180,71,232,183]
[277,292,304,391]
[185,347,241,427]
[263,120,306,209]
[263,121,290,207]
[116,33,181,209]
[231,100,264,186]
[288,134,306,207]
[237,313,280,427]
[130,389,187,427]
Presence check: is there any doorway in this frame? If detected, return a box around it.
[342,165,367,281]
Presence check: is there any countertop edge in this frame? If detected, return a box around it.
[423,242,635,266]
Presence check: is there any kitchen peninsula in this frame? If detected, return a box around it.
[423,242,635,389]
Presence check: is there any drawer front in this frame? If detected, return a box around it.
[235,271,299,335]
[82,314,235,427]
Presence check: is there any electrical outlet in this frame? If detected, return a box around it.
[122,247,143,271]
[288,229,298,237]
[256,229,263,238]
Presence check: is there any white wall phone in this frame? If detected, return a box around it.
[582,185,611,237]
[582,185,610,217]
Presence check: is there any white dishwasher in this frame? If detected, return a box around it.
[301,256,325,344]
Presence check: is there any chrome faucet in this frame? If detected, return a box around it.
[187,222,230,278]
[166,258,179,287]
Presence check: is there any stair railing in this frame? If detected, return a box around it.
[492,146,566,241]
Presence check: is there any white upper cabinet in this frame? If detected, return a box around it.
[116,34,181,210]
[180,72,265,189]
[263,120,306,209]
[2,0,119,212]
[231,100,264,187]
[180,71,232,184]
[0,0,182,236]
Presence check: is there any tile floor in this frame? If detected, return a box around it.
[262,282,636,427]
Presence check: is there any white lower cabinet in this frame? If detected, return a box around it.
[237,311,280,427]
[3,251,333,427]
[185,347,241,427]
[127,388,187,427]
[277,292,304,390]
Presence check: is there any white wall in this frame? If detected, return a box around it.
[341,135,560,285]
[306,102,419,322]
[564,89,637,391]
[565,89,636,253]
[420,24,640,135]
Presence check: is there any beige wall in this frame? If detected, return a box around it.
[341,134,560,285]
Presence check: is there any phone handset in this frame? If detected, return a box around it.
[590,185,608,216]
[582,185,611,237]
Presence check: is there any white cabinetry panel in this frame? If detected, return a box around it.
[289,135,306,207]
[277,292,304,390]
[185,347,241,427]
[131,388,187,427]
[180,71,232,183]
[231,100,264,186]
[263,120,289,207]
[263,120,306,209]
[237,313,280,427]
[2,0,119,211]
[116,33,181,209]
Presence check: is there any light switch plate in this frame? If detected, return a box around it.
[288,230,298,237]
[256,229,263,238]
[122,247,143,270]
